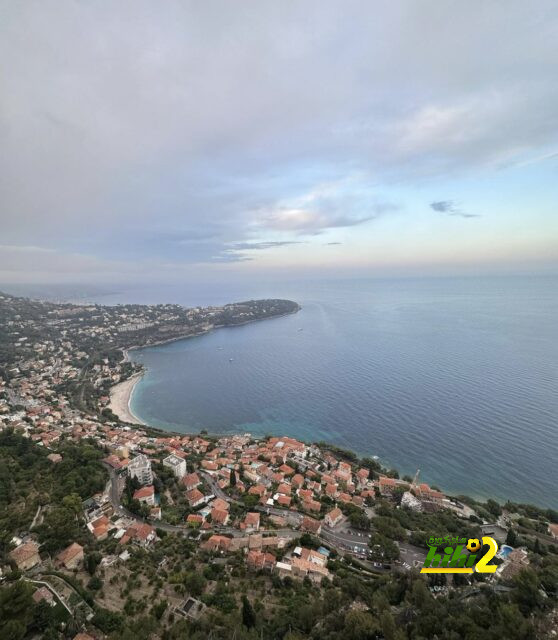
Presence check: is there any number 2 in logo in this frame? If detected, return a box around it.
[475,536,498,573]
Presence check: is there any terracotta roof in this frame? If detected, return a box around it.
[301,516,322,533]
[33,586,54,604]
[279,464,295,475]
[326,507,343,521]
[182,472,200,487]
[186,488,204,503]
[211,508,229,524]
[211,497,230,512]
[245,512,260,525]
[9,541,39,565]
[57,542,83,565]
[277,483,291,495]
[133,485,155,499]
[187,514,203,523]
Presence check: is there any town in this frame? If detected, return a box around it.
[0,291,557,640]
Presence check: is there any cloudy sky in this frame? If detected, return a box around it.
[1,1,558,284]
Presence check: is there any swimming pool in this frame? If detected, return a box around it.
[498,545,513,559]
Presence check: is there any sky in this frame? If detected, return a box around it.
[1,1,558,286]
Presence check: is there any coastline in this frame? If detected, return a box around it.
[125,306,301,354]
[108,371,145,425]
[108,306,301,425]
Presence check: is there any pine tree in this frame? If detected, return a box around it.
[241,595,256,629]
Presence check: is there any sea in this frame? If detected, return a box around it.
[6,275,557,508]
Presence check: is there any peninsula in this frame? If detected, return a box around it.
[0,291,299,422]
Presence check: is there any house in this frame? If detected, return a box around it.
[249,484,267,497]
[277,483,291,495]
[33,586,55,606]
[128,454,153,485]
[186,514,204,527]
[378,476,397,496]
[47,453,62,464]
[163,453,187,478]
[9,541,41,571]
[73,634,96,640]
[201,460,218,471]
[497,548,530,581]
[324,507,344,528]
[548,523,558,539]
[291,474,304,488]
[356,468,369,484]
[352,495,364,508]
[299,547,327,567]
[133,485,156,506]
[201,535,232,552]
[182,472,201,491]
[415,483,444,504]
[277,495,292,507]
[185,488,206,507]
[301,515,322,535]
[291,556,330,583]
[303,499,321,513]
[87,515,110,541]
[211,508,230,526]
[241,512,260,533]
[279,464,295,476]
[56,542,84,570]
[120,522,156,546]
[246,550,276,571]
[210,497,230,512]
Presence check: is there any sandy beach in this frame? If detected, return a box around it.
[108,372,145,425]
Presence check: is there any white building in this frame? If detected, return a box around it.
[128,454,153,485]
[401,491,422,512]
[163,453,187,478]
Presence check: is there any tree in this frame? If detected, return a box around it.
[183,571,206,596]
[380,610,405,640]
[62,493,83,520]
[486,499,502,517]
[241,595,256,629]
[513,568,543,615]
[85,551,102,575]
[344,610,380,640]
[1,620,25,640]
[151,600,168,620]
[505,528,517,546]
[0,581,34,639]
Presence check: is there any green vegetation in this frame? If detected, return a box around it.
[0,429,107,555]
[0,427,557,638]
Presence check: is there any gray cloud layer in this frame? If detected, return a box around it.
[1,1,557,279]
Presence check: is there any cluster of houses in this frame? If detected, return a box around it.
[8,539,84,572]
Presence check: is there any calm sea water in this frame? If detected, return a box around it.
[125,276,558,508]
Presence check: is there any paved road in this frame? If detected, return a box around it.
[398,541,427,570]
